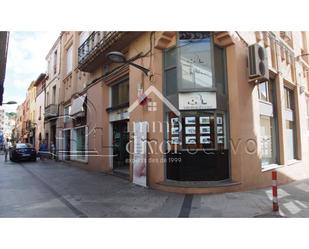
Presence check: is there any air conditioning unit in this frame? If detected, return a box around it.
[248,43,269,84]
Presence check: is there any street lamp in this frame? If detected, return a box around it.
[106,51,151,76]
[2,101,17,105]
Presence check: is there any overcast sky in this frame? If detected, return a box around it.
[3,31,60,112]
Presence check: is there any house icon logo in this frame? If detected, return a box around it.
[128,85,180,116]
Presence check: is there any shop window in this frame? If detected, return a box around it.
[72,126,86,161]
[214,46,226,95]
[111,79,129,107]
[178,33,213,90]
[168,111,226,151]
[164,47,177,96]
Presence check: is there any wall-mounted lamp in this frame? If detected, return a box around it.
[106,51,151,76]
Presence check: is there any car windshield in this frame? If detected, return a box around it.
[16,143,33,149]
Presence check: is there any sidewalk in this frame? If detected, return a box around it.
[1,156,309,217]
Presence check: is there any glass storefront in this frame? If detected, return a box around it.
[72,126,87,162]
[164,32,229,181]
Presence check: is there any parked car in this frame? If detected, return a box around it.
[10,143,37,162]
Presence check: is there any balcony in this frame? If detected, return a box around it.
[78,31,142,72]
[45,104,58,120]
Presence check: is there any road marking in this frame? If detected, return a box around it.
[178,194,193,218]
[20,163,88,218]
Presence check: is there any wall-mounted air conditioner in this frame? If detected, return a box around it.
[248,43,269,84]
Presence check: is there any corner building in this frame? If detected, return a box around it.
[56,31,309,194]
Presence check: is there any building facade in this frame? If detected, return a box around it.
[0,31,9,105]
[26,31,309,194]
[14,104,23,143]
[44,36,61,151]
[34,73,47,150]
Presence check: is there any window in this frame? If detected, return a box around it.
[79,32,89,46]
[53,50,57,75]
[258,81,272,102]
[111,79,129,107]
[260,115,276,165]
[46,92,49,106]
[72,126,86,161]
[66,46,73,75]
[284,87,296,161]
[64,105,71,123]
[284,86,294,110]
[52,86,56,104]
[168,111,226,151]
[178,33,213,90]
[164,47,177,96]
[259,79,278,167]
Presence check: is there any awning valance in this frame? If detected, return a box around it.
[70,94,86,117]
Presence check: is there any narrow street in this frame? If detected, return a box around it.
[1,155,309,217]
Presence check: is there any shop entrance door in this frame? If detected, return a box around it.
[112,120,129,174]
[64,130,71,160]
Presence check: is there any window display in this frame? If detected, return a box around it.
[216,116,222,125]
[171,127,179,135]
[185,116,196,125]
[171,117,179,126]
[185,127,196,134]
[217,136,224,144]
[200,126,210,134]
[200,136,211,144]
[185,136,196,144]
[171,137,180,145]
[200,116,210,124]
[168,111,226,150]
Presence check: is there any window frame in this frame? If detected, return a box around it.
[110,78,129,109]
[176,32,216,92]
[259,78,279,168]
[66,45,73,75]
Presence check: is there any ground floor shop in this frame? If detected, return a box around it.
[55,32,309,194]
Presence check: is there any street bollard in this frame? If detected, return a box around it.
[272,170,279,212]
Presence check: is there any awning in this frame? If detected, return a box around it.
[70,94,86,117]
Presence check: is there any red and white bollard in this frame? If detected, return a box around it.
[272,170,279,212]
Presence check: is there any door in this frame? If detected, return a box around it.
[112,120,129,169]
[64,130,71,160]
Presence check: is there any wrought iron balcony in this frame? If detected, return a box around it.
[45,104,58,120]
[78,31,142,72]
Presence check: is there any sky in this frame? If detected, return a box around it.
[3,31,60,112]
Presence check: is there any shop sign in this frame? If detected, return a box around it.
[179,92,217,110]
[133,121,148,187]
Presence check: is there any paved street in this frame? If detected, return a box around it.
[1,155,309,217]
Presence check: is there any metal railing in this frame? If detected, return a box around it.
[78,31,115,64]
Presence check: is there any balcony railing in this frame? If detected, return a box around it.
[78,32,114,64]
[78,31,142,72]
[45,104,58,119]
